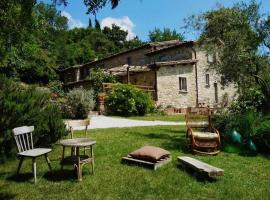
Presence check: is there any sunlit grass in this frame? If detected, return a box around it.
[0,126,269,200]
[112,114,185,122]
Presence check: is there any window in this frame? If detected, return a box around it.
[179,77,187,92]
[207,53,216,63]
[205,74,210,87]
[127,57,132,65]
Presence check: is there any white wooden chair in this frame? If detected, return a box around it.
[12,126,52,184]
[65,119,91,155]
[66,119,90,138]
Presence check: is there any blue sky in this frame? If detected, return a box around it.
[42,0,270,41]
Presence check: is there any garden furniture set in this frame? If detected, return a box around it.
[12,108,223,184]
[12,120,95,183]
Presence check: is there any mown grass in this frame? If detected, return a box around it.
[113,114,185,122]
[0,126,269,200]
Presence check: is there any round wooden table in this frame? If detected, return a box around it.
[60,138,96,181]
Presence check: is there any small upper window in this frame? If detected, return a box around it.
[205,74,210,87]
[207,53,216,63]
[179,77,187,92]
[127,57,132,65]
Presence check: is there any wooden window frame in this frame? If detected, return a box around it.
[179,77,187,92]
[205,74,210,87]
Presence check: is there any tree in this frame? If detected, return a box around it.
[95,18,101,30]
[102,24,128,52]
[186,1,270,112]
[0,1,68,83]
[124,36,145,49]
[53,0,120,15]
[148,28,185,42]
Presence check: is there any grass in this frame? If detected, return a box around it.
[0,126,270,200]
[113,114,185,122]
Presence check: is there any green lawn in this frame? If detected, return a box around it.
[113,114,185,122]
[0,126,269,200]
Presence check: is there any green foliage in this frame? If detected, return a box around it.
[0,2,67,84]
[0,75,67,162]
[48,80,65,97]
[86,68,117,99]
[148,27,185,42]
[230,87,265,113]
[83,0,119,15]
[105,84,154,116]
[0,1,141,83]
[102,24,128,52]
[62,88,95,119]
[253,116,270,153]
[186,1,270,111]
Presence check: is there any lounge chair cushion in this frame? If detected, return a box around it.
[193,131,219,140]
[129,146,170,162]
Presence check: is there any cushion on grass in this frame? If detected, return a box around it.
[129,146,170,162]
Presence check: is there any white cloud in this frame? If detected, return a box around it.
[61,11,86,29]
[101,16,136,40]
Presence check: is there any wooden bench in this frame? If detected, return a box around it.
[178,156,224,178]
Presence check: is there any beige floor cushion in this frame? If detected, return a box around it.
[129,146,170,162]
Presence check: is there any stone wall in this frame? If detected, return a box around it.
[151,47,193,62]
[156,64,196,108]
[154,46,237,108]
[195,48,237,107]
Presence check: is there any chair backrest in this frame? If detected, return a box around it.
[185,107,211,130]
[66,119,90,138]
[12,126,34,153]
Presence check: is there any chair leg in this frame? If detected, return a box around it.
[32,158,37,184]
[45,154,52,173]
[77,163,82,181]
[91,146,94,175]
[16,157,24,175]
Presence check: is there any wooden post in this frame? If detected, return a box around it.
[127,66,130,84]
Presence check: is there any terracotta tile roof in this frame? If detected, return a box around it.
[146,41,195,56]
[107,64,150,76]
[150,59,198,67]
[60,40,184,72]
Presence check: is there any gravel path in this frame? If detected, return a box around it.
[73,115,185,130]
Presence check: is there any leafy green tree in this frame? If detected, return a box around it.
[148,28,185,42]
[53,0,120,15]
[187,1,270,113]
[103,24,128,52]
[124,36,145,49]
[95,18,101,30]
[0,1,68,83]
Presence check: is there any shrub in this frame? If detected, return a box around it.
[230,87,265,114]
[48,80,65,97]
[253,116,270,154]
[86,68,117,99]
[105,83,154,116]
[62,88,95,119]
[0,75,67,162]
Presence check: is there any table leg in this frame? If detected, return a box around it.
[76,147,82,181]
[91,146,94,175]
[61,146,65,170]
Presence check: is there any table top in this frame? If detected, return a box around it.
[60,138,96,147]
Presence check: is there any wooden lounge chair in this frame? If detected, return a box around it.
[185,108,221,155]
[12,126,52,183]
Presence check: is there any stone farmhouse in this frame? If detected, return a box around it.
[60,40,237,110]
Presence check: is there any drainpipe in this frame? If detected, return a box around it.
[191,47,199,107]
[127,65,130,84]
